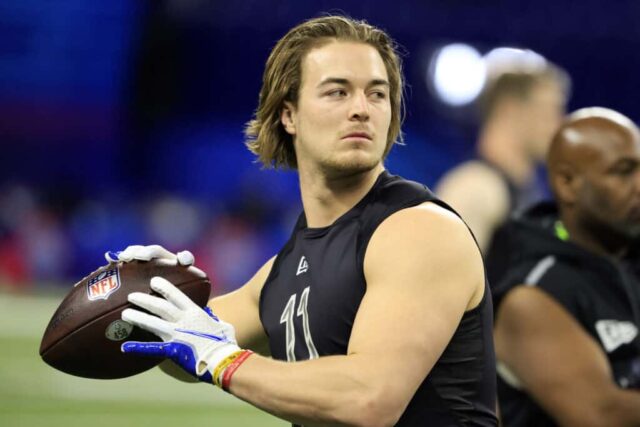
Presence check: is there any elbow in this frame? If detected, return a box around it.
[343,386,404,427]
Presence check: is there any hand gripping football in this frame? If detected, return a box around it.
[39,259,211,379]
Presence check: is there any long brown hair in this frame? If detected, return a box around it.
[245,15,405,169]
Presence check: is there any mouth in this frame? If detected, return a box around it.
[341,132,372,141]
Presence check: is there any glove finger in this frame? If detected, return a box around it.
[120,245,146,262]
[128,292,181,322]
[145,245,178,261]
[116,245,190,264]
[121,308,172,339]
[176,250,195,266]
[121,341,171,357]
[150,276,196,310]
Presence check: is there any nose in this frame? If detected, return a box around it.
[348,91,370,122]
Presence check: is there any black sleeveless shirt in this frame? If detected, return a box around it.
[481,159,546,287]
[259,171,497,426]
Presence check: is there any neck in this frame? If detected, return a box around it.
[561,213,630,259]
[298,163,385,228]
[478,118,535,186]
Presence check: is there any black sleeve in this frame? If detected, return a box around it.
[493,259,584,320]
[532,263,585,317]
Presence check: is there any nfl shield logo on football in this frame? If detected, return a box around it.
[87,268,121,301]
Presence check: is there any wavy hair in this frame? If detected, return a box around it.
[244,15,405,169]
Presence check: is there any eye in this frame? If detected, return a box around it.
[327,89,347,98]
[617,166,636,176]
[611,161,638,176]
[369,90,388,100]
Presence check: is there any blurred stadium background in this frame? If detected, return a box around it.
[0,1,639,425]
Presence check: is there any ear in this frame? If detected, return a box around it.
[551,162,580,205]
[280,102,296,135]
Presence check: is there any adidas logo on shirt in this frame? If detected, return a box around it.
[595,320,638,352]
[296,256,309,276]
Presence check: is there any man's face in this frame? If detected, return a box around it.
[522,80,566,160]
[283,41,392,178]
[577,127,640,238]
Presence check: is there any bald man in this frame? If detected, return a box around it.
[492,107,640,427]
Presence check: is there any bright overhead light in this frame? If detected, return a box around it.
[429,43,486,106]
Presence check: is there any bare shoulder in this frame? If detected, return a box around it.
[496,285,583,340]
[436,160,509,195]
[364,202,485,310]
[435,161,511,249]
[370,201,478,254]
[436,161,509,214]
[496,285,541,320]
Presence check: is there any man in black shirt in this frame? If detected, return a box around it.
[436,56,570,287]
[108,15,497,426]
[493,107,640,426]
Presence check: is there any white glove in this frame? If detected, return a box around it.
[121,277,241,382]
[105,244,195,266]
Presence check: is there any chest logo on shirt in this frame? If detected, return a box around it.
[595,320,638,353]
[296,255,309,276]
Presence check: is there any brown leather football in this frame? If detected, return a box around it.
[39,259,211,379]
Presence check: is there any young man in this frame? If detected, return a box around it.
[110,16,497,426]
[436,61,570,285]
[493,107,640,426]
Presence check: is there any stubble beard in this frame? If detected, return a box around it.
[319,150,382,180]
[579,208,640,253]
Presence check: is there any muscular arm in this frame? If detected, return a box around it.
[495,286,640,427]
[435,161,510,251]
[208,256,275,354]
[227,203,486,427]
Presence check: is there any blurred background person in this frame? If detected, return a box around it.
[493,107,640,426]
[436,50,570,285]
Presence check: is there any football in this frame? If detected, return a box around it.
[39,259,211,379]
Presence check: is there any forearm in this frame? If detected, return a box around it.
[597,388,640,427]
[547,387,640,427]
[227,353,399,427]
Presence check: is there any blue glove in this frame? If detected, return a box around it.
[121,277,241,384]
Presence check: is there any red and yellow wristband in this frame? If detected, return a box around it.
[212,349,254,391]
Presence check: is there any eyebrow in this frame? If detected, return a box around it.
[317,77,390,89]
